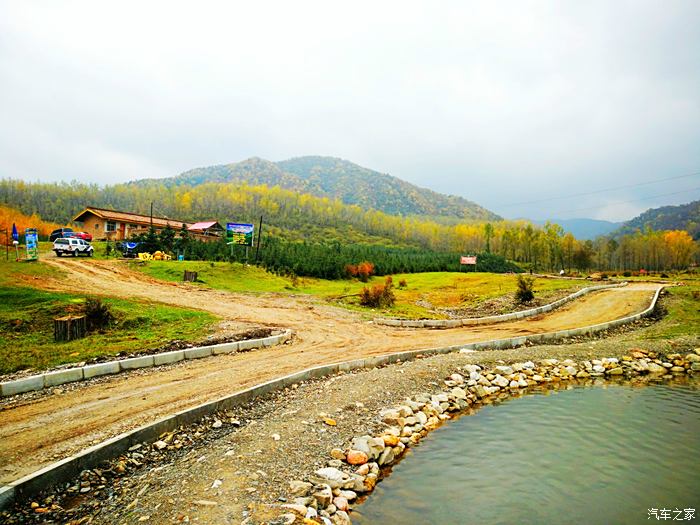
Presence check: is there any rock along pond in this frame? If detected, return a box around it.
[354,380,700,525]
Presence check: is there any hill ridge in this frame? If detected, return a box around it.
[613,199,700,239]
[133,155,500,222]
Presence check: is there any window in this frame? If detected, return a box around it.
[95,223,100,230]
[106,221,116,232]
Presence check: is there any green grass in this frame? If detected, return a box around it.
[0,251,66,287]
[0,283,216,375]
[136,261,583,319]
[635,285,700,340]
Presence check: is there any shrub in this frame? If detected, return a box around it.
[84,297,114,331]
[515,275,535,304]
[398,279,407,288]
[346,261,375,282]
[359,276,395,308]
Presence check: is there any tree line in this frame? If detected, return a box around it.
[0,179,697,272]
[128,227,521,278]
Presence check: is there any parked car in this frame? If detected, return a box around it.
[53,238,94,257]
[70,231,93,242]
[49,228,74,242]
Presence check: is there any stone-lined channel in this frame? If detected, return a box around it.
[354,380,700,524]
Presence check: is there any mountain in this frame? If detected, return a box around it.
[134,156,500,222]
[613,200,700,240]
[531,218,622,240]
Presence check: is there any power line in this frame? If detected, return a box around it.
[499,171,700,208]
[541,186,700,216]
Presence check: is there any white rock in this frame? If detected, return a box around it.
[312,468,351,489]
[450,373,465,384]
[492,375,509,388]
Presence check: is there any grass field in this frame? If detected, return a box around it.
[637,285,700,340]
[136,260,584,319]
[0,256,217,375]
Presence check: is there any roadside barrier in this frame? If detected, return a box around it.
[0,285,663,510]
[0,331,292,398]
[374,282,629,328]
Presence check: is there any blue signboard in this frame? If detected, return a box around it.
[25,228,38,261]
[226,223,254,246]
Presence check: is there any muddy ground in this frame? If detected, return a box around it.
[6,325,698,524]
[0,258,661,487]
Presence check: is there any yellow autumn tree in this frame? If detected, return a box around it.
[663,230,696,269]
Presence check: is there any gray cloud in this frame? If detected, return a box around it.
[1,0,699,221]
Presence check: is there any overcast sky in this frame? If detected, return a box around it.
[1,1,699,222]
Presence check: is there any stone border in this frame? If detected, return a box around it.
[0,286,662,510]
[374,282,629,328]
[0,331,293,398]
[282,345,698,524]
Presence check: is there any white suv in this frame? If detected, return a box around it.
[53,238,94,257]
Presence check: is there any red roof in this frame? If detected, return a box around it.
[188,221,220,230]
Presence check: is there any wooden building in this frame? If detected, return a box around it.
[187,221,224,238]
[73,207,193,241]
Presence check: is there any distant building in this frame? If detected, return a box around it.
[72,206,192,241]
[187,221,224,238]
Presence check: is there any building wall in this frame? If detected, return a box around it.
[79,214,154,240]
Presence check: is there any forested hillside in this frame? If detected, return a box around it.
[135,156,499,221]
[0,179,697,273]
[614,200,700,240]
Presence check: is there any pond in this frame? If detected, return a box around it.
[354,380,700,525]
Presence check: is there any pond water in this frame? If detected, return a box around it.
[354,380,700,525]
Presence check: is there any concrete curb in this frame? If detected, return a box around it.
[0,286,663,510]
[0,330,293,398]
[374,282,629,328]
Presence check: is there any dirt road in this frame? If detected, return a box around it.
[0,259,661,484]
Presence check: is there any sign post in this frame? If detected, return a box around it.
[226,223,255,264]
[460,255,477,272]
[25,228,39,261]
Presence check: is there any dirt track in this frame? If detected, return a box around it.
[0,259,662,484]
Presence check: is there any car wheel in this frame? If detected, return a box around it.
[88,251,93,257]
[73,250,78,257]
[55,251,62,257]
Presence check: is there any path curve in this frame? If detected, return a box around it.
[0,258,662,484]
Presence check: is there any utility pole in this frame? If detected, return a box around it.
[255,215,263,262]
[150,202,153,229]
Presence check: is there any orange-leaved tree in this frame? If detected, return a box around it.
[0,204,64,240]
[345,261,375,282]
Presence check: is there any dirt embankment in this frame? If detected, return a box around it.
[0,258,662,485]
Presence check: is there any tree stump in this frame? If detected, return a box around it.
[54,315,87,342]
[183,270,198,282]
